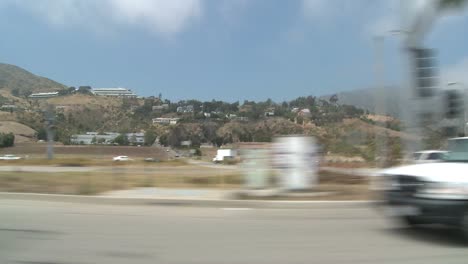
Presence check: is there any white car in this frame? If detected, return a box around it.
[113,155,131,161]
[0,154,22,160]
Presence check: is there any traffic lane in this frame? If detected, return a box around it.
[0,200,467,264]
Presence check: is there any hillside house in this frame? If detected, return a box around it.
[298,109,311,117]
[152,104,169,111]
[29,92,59,98]
[152,117,179,125]
[92,87,137,97]
[1,105,17,111]
[177,105,194,113]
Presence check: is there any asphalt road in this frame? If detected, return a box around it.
[1,200,468,264]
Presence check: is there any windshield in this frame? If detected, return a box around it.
[444,139,468,162]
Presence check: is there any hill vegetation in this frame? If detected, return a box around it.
[0,63,66,97]
[0,63,418,163]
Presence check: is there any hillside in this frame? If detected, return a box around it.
[0,121,36,143]
[323,86,404,118]
[0,63,66,95]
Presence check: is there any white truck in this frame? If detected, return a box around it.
[213,149,236,163]
[379,137,468,240]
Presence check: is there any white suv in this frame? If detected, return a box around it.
[379,137,468,240]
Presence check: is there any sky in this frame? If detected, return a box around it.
[0,0,467,102]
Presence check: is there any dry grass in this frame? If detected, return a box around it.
[46,94,124,108]
[0,170,242,195]
[0,143,170,160]
[0,167,371,200]
[343,118,415,140]
[0,157,188,167]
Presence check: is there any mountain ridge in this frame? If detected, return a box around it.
[0,63,66,96]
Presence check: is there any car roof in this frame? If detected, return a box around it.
[414,150,447,154]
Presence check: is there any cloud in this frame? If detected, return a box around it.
[300,0,398,35]
[2,0,202,37]
[218,0,250,26]
[301,0,331,19]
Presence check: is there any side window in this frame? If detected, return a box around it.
[427,153,441,160]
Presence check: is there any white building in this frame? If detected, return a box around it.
[152,104,169,111]
[29,92,59,98]
[152,117,179,125]
[92,87,137,97]
[177,105,194,113]
[71,132,145,145]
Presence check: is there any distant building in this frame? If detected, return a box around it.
[264,108,275,117]
[127,132,145,144]
[298,109,311,117]
[177,105,194,113]
[92,87,137,97]
[181,140,192,147]
[29,92,59,98]
[200,143,215,148]
[152,117,180,125]
[71,133,117,145]
[70,132,144,145]
[152,104,169,111]
[1,104,17,111]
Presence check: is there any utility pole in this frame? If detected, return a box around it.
[373,35,387,166]
[45,105,55,160]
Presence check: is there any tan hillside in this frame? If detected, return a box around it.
[343,118,415,140]
[46,94,126,108]
[0,121,37,143]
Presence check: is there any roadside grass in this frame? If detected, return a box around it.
[0,157,188,167]
[0,171,243,195]
[0,168,372,200]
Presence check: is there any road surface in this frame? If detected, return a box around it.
[1,200,467,264]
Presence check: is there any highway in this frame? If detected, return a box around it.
[1,200,468,264]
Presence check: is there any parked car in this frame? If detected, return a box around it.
[412,150,447,163]
[144,158,159,162]
[113,156,131,161]
[378,137,468,240]
[0,154,21,160]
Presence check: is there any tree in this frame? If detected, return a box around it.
[144,130,157,146]
[113,133,129,146]
[0,133,15,147]
[11,88,20,97]
[37,128,47,140]
[91,136,97,144]
[194,148,202,156]
[159,134,168,146]
[77,86,92,95]
[130,134,137,145]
